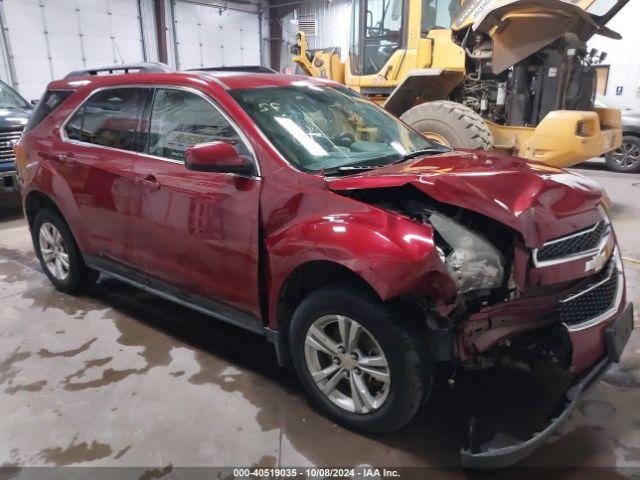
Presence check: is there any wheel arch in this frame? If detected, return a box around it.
[271,260,380,366]
[23,189,91,257]
[24,190,66,229]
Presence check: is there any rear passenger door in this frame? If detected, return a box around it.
[61,87,151,268]
[130,87,263,324]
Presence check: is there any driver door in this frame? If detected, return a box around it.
[130,87,263,323]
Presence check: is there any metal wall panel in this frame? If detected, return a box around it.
[297,0,351,54]
[588,1,640,110]
[173,0,261,70]
[279,0,352,73]
[1,0,146,100]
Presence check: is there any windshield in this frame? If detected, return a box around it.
[0,81,29,109]
[230,83,435,173]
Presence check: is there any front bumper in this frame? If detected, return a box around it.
[460,301,634,469]
[0,171,20,192]
[0,166,18,192]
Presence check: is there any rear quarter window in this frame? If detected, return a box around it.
[64,88,150,152]
[25,90,74,132]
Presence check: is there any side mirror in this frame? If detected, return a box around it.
[30,99,39,106]
[185,141,254,175]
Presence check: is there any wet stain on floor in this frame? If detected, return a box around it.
[0,348,31,386]
[139,464,174,480]
[113,445,131,460]
[38,338,97,358]
[4,379,47,395]
[63,366,149,391]
[37,438,113,466]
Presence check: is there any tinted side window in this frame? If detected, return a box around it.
[148,88,250,162]
[65,105,84,141]
[25,90,73,132]
[66,88,149,151]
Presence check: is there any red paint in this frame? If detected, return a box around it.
[19,71,627,375]
[185,142,252,173]
[326,149,604,246]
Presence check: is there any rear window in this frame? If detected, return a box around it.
[25,90,74,132]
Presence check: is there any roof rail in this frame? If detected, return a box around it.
[65,62,172,79]
[188,66,276,74]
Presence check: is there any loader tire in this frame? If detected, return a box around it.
[400,100,494,150]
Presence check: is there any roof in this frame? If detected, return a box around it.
[200,71,335,90]
[47,69,335,93]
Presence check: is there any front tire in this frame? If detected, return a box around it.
[33,208,98,294]
[605,135,640,173]
[289,286,431,433]
[400,100,493,150]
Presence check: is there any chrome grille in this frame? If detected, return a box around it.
[0,128,23,163]
[558,259,620,328]
[533,221,609,265]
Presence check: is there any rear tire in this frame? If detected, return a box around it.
[400,100,493,150]
[289,285,431,433]
[33,208,99,294]
[605,135,640,173]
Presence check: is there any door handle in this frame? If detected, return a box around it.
[138,174,161,192]
[57,153,74,166]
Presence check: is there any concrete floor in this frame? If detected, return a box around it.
[1,161,639,473]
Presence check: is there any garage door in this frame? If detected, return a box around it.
[173,1,261,70]
[1,0,145,100]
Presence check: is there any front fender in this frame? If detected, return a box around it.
[266,204,458,328]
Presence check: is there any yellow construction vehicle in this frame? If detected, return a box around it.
[291,0,627,167]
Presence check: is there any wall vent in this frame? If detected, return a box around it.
[298,17,317,36]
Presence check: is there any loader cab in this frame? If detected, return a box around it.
[349,0,406,75]
[421,0,461,34]
[348,0,464,77]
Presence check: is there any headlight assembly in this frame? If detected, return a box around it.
[429,213,505,294]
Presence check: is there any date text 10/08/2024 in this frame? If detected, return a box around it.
[233,468,401,478]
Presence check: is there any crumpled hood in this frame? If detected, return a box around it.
[326,151,604,246]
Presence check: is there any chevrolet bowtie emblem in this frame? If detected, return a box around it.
[585,240,613,273]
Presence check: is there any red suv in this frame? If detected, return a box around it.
[16,63,633,468]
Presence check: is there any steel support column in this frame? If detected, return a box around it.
[0,0,18,88]
[154,0,169,64]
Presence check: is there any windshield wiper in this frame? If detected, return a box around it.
[396,146,451,163]
[322,164,388,176]
[322,147,451,176]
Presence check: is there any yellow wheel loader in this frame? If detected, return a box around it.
[291,0,627,167]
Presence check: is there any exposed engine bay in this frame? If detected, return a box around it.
[451,32,604,127]
[342,185,517,304]
[339,184,617,374]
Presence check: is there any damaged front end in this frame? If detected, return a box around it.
[329,163,633,468]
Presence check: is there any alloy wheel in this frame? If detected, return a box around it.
[612,141,640,169]
[39,222,70,281]
[304,315,390,414]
